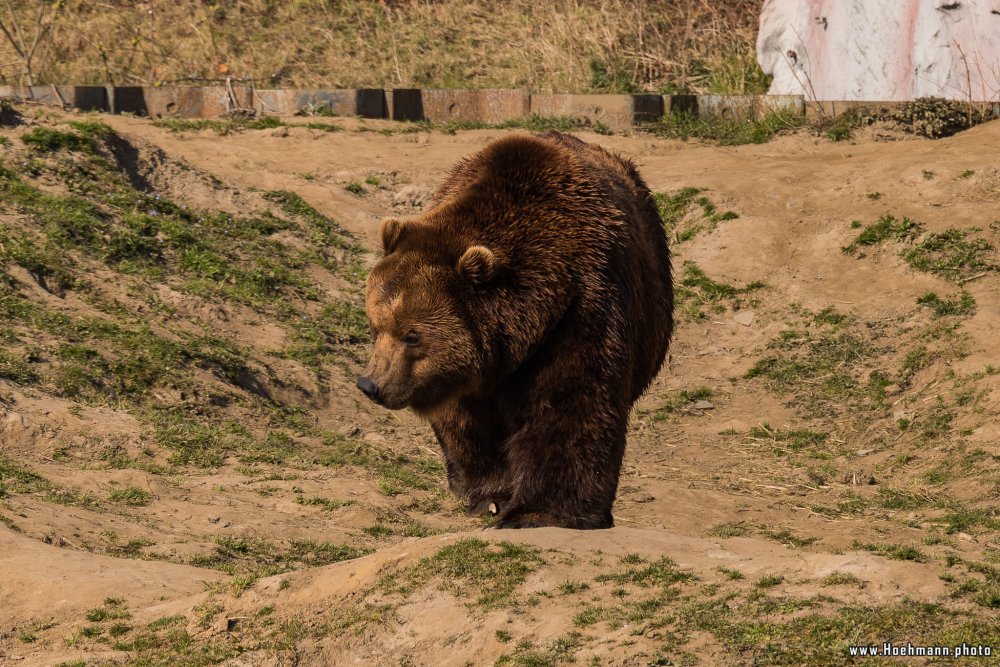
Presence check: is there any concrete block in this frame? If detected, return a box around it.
[632,94,665,122]
[0,85,106,111]
[356,88,388,118]
[65,86,107,111]
[143,86,236,119]
[111,87,147,115]
[421,89,529,123]
[254,88,387,118]
[253,89,296,115]
[529,94,661,130]
[667,94,805,119]
[391,89,530,124]
[392,89,424,121]
[759,94,805,116]
[293,89,360,116]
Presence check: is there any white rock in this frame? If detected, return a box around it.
[758,0,1000,100]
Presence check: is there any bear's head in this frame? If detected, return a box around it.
[357,216,498,415]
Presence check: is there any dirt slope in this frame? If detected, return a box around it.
[1,107,998,666]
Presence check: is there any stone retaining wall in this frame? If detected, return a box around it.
[0,85,811,129]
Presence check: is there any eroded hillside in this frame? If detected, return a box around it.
[1,105,999,666]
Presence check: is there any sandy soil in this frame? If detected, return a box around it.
[1,110,998,666]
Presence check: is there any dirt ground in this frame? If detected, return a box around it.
[1,108,998,666]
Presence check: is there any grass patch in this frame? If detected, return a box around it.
[685,597,999,664]
[852,541,927,562]
[150,410,256,467]
[744,312,884,414]
[755,575,784,588]
[191,534,371,593]
[674,262,764,319]
[21,125,103,153]
[594,554,696,588]
[495,632,583,666]
[0,347,38,384]
[649,109,803,145]
[707,521,752,538]
[936,507,1000,535]
[917,291,977,317]
[0,455,99,508]
[654,187,739,243]
[748,424,829,453]
[759,527,818,548]
[651,386,713,420]
[261,189,362,273]
[107,486,153,506]
[843,216,996,281]
[842,214,922,255]
[821,571,863,587]
[86,597,130,622]
[316,431,445,495]
[380,538,543,610]
[400,114,613,137]
[902,228,997,281]
[153,116,284,135]
[295,494,353,511]
[280,300,370,372]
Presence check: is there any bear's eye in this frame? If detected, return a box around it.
[402,330,421,346]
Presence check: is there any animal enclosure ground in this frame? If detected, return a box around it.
[1,107,999,666]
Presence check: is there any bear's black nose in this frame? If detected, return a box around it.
[356,376,380,401]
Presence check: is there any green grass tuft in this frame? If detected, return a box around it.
[916,291,977,317]
[842,214,922,255]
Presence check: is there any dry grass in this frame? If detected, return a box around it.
[0,0,764,94]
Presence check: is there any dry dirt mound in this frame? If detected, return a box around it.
[0,107,998,666]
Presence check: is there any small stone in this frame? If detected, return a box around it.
[270,126,289,137]
[208,516,221,524]
[733,311,756,326]
[856,449,874,456]
[338,424,362,438]
[488,503,498,515]
[693,400,715,410]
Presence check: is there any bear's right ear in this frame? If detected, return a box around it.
[457,245,498,286]
[380,217,406,255]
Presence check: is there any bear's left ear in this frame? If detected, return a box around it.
[456,245,497,286]
[380,217,406,255]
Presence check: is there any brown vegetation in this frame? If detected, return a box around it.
[0,0,764,94]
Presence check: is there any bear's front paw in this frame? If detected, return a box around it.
[494,510,561,529]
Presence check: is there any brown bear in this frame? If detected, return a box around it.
[358,131,673,529]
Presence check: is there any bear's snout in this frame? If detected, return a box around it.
[356,376,382,404]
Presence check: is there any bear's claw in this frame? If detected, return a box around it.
[467,499,500,517]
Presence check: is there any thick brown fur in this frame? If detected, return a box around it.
[360,131,673,529]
